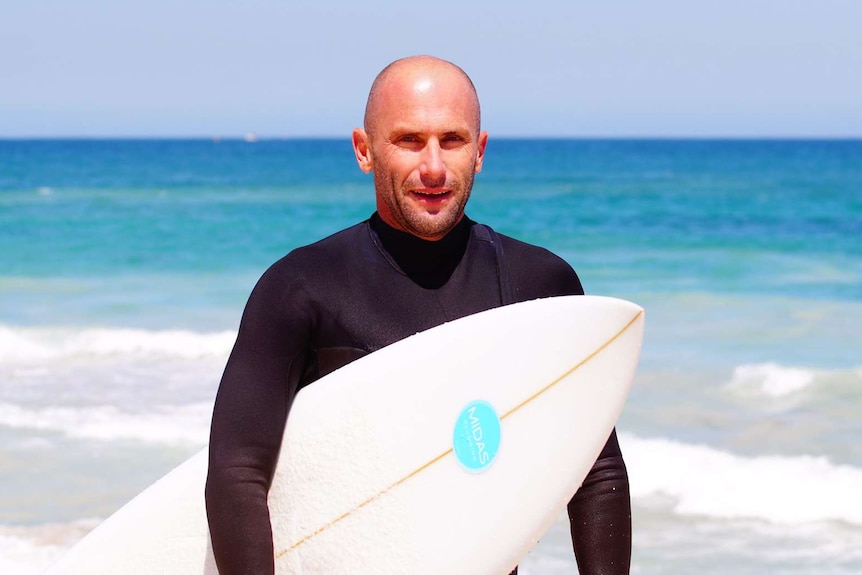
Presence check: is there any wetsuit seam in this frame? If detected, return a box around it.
[365,220,410,278]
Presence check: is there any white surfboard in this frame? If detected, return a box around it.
[44,295,644,575]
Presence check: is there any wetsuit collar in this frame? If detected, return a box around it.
[369,212,474,289]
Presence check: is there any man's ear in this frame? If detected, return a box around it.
[352,128,373,173]
[474,130,488,173]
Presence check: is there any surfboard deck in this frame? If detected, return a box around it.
[45,295,644,575]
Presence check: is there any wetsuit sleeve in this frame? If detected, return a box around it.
[504,240,632,574]
[205,263,312,575]
[559,270,631,573]
[568,429,632,574]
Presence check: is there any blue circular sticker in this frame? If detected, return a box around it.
[453,400,501,473]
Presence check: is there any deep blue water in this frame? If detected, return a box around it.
[2,139,859,304]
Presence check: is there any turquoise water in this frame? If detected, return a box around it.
[1,139,861,574]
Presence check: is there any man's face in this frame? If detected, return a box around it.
[353,69,488,241]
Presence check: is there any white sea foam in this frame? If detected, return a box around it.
[0,534,64,575]
[0,325,236,363]
[726,362,816,397]
[0,522,95,575]
[621,433,862,526]
[0,401,212,445]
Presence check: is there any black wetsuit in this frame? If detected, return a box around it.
[206,214,631,574]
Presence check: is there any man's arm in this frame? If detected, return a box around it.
[567,429,632,574]
[205,264,311,575]
[499,242,632,573]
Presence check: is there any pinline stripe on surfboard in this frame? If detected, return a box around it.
[275,308,643,560]
[499,309,643,421]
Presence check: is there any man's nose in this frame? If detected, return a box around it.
[419,140,446,186]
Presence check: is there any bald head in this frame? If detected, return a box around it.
[363,56,481,136]
[351,55,488,240]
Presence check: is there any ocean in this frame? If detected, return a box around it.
[1,138,860,574]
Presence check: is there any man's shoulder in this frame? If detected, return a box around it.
[254,221,371,291]
[295,221,369,256]
[483,226,572,272]
[495,230,563,260]
[478,225,584,298]
[274,220,369,268]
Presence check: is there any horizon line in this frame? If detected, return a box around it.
[2,134,861,142]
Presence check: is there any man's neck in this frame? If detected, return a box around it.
[370,212,474,289]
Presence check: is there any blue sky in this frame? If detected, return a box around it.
[2,0,861,137]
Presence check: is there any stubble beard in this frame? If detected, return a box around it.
[376,170,475,240]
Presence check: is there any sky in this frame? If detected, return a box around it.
[2,0,861,138]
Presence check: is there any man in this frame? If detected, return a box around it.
[206,55,631,574]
